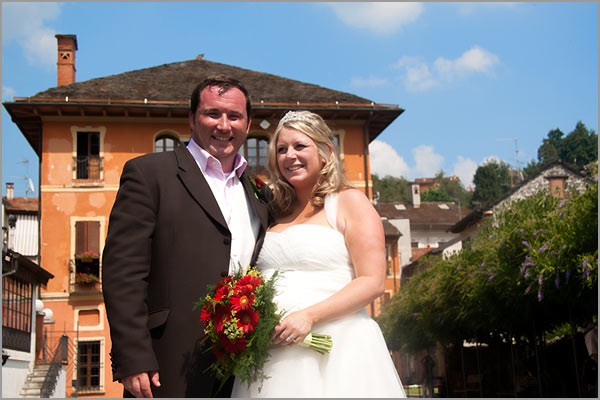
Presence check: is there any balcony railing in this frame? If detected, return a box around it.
[73,156,103,180]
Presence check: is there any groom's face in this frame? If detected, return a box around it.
[189,85,251,172]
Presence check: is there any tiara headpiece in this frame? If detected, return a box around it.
[280,111,311,125]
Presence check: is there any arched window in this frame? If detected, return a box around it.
[240,136,269,174]
[154,135,181,153]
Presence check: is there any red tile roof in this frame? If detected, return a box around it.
[2,197,38,213]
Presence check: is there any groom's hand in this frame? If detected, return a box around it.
[122,370,160,398]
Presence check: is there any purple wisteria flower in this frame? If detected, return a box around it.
[522,240,532,249]
[538,287,544,302]
[488,274,496,282]
[525,284,532,294]
[488,234,493,240]
[533,229,540,236]
[479,263,486,269]
[558,199,567,209]
[583,258,589,268]
[555,276,560,289]
[583,267,591,280]
[559,211,565,220]
[538,245,546,254]
[524,272,530,280]
[538,274,543,285]
[566,269,571,282]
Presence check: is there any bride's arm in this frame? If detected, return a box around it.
[271,188,386,345]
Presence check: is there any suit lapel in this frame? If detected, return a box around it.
[174,146,228,231]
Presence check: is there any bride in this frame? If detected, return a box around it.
[232,111,405,398]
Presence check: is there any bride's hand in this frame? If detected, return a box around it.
[271,310,313,346]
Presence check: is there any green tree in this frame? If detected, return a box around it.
[538,128,563,166]
[471,160,511,209]
[421,186,453,202]
[560,121,598,167]
[536,122,598,169]
[435,171,473,207]
[522,159,540,180]
[372,174,410,202]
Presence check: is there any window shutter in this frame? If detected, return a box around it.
[87,221,100,254]
[75,221,100,255]
[75,221,86,256]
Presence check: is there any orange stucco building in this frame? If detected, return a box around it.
[4,34,404,397]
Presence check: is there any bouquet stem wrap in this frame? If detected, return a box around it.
[299,332,333,354]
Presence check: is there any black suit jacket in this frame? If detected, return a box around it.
[102,146,270,397]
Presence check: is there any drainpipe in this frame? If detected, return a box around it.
[38,141,42,266]
[364,112,375,316]
[363,111,373,199]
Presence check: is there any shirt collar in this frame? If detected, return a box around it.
[187,138,248,179]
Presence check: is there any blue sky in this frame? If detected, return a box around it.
[2,2,598,196]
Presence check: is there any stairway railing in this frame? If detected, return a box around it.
[40,335,68,398]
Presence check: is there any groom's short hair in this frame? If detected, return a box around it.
[190,75,252,121]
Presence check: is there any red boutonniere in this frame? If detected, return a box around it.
[248,176,266,200]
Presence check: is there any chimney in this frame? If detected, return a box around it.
[546,175,567,198]
[411,183,421,208]
[6,182,14,200]
[55,34,78,87]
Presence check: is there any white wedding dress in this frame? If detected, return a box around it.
[232,194,406,398]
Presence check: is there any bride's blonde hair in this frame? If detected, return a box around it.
[267,111,353,218]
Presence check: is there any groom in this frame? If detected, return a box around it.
[102,75,270,397]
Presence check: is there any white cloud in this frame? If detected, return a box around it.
[412,145,445,178]
[452,156,478,190]
[369,140,410,178]
[369,141,447,181]
[392,46,499,92]
[2,86,17,101]
[2,2,62,68]
[327,3,424,35]
[434,46,499,80]
[350,75,388,88]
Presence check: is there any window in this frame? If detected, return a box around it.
[2,275,33,351]
[75,221,100,279]
[76,132,101,179]
[154,134,181,152]
[240,137,269,175]
[77,340,101,391]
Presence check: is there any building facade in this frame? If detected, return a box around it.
[4,34,404,397]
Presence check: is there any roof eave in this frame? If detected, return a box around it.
[4,99,403,156]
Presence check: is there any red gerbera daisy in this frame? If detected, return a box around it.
[219,334,248,354]
[230,286,255,312]
[215,275,233,290]
[212,285,231,302]
[200,305,212,323]
[213,304,232,333]
[236,275,262,291]
[236,308,260,334]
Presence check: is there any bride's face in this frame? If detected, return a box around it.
[276,127,324,190]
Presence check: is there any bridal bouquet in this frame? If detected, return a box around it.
[194,266,333,389]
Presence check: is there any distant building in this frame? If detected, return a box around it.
[2,183,58,398]
[375,183,470,274]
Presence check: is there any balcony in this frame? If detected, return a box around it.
[69,257,101,295]
[73,156,103,181]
